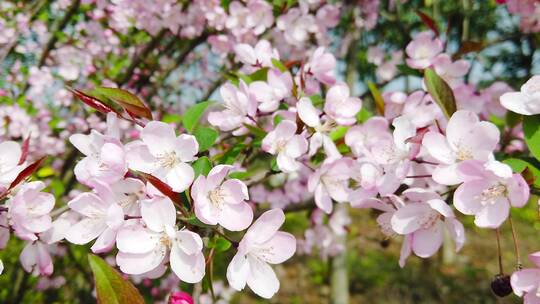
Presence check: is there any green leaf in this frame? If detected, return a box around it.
[367,81,385,116]
[183,215,213,228]
[243,123,267,138]
[193,156,212,177]
[92,87,152,120]
[329,126,348,141]
[424,68,457,119]
[88,254,145,304]
[249,68,269,82]
[310,95,324,107]
[162,113,182,124]
[271,58,288,72]
[37,166,55,178]
[216,143,246,164]
[208,236,232,252]
[356,107,373,123]
[523,115,540,161]
[503,158,540,187]
[194,127,219,152]
[273,114,283,126]
[182,101,214,133]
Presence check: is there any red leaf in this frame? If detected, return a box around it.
[137,172,179,202]
[18,135,30,165]
[67,87,117,115]
[416,10,439,37]
[405,126,430,144]
[9,156,46,190]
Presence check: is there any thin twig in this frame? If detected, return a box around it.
[495,228,504,275]
[508,214,522,269]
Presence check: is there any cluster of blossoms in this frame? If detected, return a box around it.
[499,0,540,33]
[3,0,540,302]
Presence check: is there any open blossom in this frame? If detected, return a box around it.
[126,121,198,192]
[245,0,274,35]
[511,251,540,303]
[454,160,529,228]
[9,181,55,241]
[432,54,470,87]
[233,40,279,68]
[500,75,540,115]
[69,129,127,185]
[308,158,354,214]
[20,240,53,276]
[226,209,296,299]
[297,97,340,160]
[345,117,392,157]
[116,195,205,283]
[422,110,500,185]
[324,83,362,125]
[276,7,318,46]
[192,165,253,231]
[249,69,293,113]
[405,31,443,69]
[65,180,125,253]
[304,47,336,85]
[208,80,257,136]
[262,120,308,173]
[390,189,465,266]
[0,140,25,188]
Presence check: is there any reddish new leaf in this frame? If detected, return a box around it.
[9,156,46,190]
[18,135,30,165]
[416,10,439,37]
[67,87,116,114]
[137,172,179,203]
[92,87,152,120]
[405,126,430,144]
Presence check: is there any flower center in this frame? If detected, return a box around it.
[157,151,178,169]
[478,183,507,206]
[208,188,225,210]
[418,210,440,229]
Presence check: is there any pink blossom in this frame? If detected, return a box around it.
[233,40,279,68]
[65,180,125,253]
[116,196,205,283]
[192,165,253,231]
[391,189,465,266]
[308,158,354,214]
[422,110,500,185]
[168,291,194,304]
[208,81,258,135]
[304,47,336,85]
[262,120,308,173]
[0,140,25,188]
[453,160,529,228]
[345,117,392,157]
[500,75,540,115]
[276,8,318,46]
[249,69,293,113]
[511,251,540,302]
[9,181,55,241]
[297,97,341,160]
[432,54,470,87]
[69,129,127,185]
[405,32,443,69]
[245,0,274,35]
[20,240,53,276]
[226,209,296,299]
[324,83,362,125]
[126,121,198,192]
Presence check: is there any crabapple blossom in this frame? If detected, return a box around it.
[20,240,53,276]
[453,160,529,228]
[69,129,127,185]
[405,31,444,69]
[126,121,198,192]
[208,80,258,136]
[297,97,340,160]
[308,158,354,213]
[432,54,470,87]
[262,120,308,173]
[226,209,296,299]
[116,195,205,283]
[422,110,500,185]
[0,140,25,188]
[390,190,465,265]
[9,181,55,241]
[345,117,392,157]
[304,47,336,85]
[233,40,279,68]
[192,165,253,231]
[65,180,125,253]
[249,69,293,113]
[511,251,540,302]
[500,75,540,115]
[324,83,362,125]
